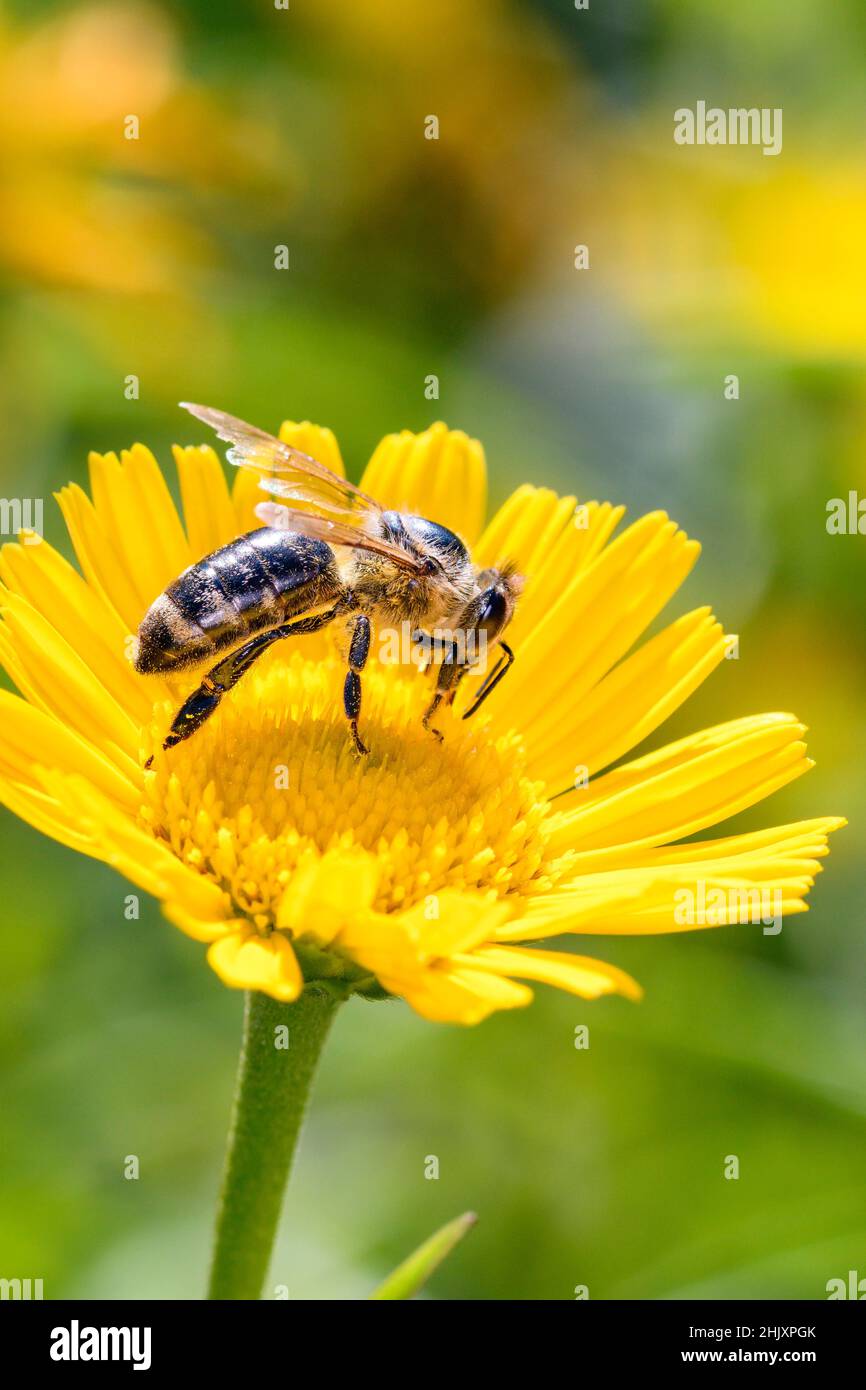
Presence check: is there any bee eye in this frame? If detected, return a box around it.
[422,556,441,577]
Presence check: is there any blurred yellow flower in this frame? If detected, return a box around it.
[0,3,288,294]
[589,139,866,357]
[0,419,843,1023]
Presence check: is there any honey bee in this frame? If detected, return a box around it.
[135,404,521,761]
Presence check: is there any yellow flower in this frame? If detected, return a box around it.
[0,419,843,1024]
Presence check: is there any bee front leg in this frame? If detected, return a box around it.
[344,613,371,756]
[462,641,515,719]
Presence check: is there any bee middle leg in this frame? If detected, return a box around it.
[151,607,339,763]
[421,642,465,742]
[420,638,515,739]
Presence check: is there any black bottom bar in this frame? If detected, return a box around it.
[2,1298,861,1374]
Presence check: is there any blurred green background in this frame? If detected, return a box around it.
[0,0,863,1300]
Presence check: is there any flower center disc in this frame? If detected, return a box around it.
[143,650,556,923]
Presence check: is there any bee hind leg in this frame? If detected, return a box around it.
[158,678,224,758]
[343,613,371,755]
[421,641,465,742]
[147,606,340,764]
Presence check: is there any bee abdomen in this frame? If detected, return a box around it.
[134,530,340,674]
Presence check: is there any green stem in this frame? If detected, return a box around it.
[208,987,338,1300]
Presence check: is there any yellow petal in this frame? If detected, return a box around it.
[335,890,529,1022]
[460,490,626,730]
[546,713,811,854]
[486,499,626,656]
[56,482,151,633]
[464,944,643,1000]
[0,773,97,856]
[393,890,515,957]
[0,690,140,811]
[473,486,580,573]
[526,608,727,789]
[482,512,699,734]
[510,881,813,939]
[570,815,846,876]
[507,816,844,940]
[88,445,191,610]
[207,929,303,1002]
[175,444,239,561]
[0,593,141,775]
[278,848,381,943]
[391,963,532,1024]
[162,904,240,944]
[37,770,229,923]
[0,537,159,723]
[279,420,345,477]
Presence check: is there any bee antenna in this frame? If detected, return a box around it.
[499,559,525,594]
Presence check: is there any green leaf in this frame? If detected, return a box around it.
[369,1212,478,1300]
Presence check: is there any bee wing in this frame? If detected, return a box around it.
[255,501,426,573]
[180,402,381,520]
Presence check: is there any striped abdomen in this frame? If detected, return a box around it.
[134,529,341,674]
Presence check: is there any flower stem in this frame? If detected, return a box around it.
[208,986,338,1300]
